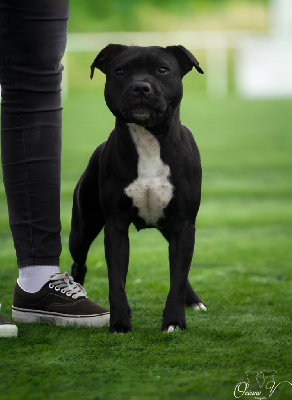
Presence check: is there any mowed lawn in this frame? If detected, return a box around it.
[0,88,291,400]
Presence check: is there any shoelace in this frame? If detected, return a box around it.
[48,272,87,299]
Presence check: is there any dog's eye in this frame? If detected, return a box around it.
[115,68,125,76]
[158,66,169,74]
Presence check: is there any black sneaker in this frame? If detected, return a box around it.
[0,304,18,337]
[12,272,110,328]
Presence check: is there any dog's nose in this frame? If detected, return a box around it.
[132,81,151,94]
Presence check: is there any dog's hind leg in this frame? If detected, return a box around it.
[69,186,104,285]
[186,280,207,311]
[69,145,105,285]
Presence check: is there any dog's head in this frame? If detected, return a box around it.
[91,44,204,127]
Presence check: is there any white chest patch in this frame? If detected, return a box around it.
[124,123,174,226]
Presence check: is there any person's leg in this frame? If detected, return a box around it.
[0,0,68,289]
[0,0,110,327]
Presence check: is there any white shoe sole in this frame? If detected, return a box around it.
[0,324,18,337]
[12,307,110,328]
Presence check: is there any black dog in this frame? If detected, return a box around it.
[69,44,207,333]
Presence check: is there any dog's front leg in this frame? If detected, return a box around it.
[104,221,132,333]
[162,223,195,332]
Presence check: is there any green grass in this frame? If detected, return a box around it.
[0,89,291,400]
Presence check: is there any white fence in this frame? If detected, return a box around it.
[65,30,254,98]
[66,29,292,99]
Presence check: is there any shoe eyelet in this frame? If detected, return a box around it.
[66,292,72,297]
[72,295,77,299]
[61,289,66,294]
[55,287,60,291]
[49,283,54,289]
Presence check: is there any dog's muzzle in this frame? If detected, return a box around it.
[120,80,168,126]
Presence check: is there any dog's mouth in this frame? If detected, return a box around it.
[122,105,169,127]
[131,108,151,123]
[120,107,154,125]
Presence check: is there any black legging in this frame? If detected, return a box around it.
[0,0,69,268]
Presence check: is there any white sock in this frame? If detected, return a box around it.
[17,265,60,293]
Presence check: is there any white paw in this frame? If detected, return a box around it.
[192,302,207,312]
[166,325,176,333]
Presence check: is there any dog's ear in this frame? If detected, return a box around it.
[166,45,204,76]
[90,44,128,78]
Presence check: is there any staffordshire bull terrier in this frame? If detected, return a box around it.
[69,44,207,333]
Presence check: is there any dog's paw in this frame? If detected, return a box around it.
[166,325,176,333]
[162,297,187,332]
[165,325,178,333]
[192,302,207,312]
[109,297,132,333]
[110,324,132,334]
[162,324,186,333]
[161,315,187,332]
[110,316,132,334]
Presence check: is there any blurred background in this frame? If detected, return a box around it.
[65,0,292,98]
